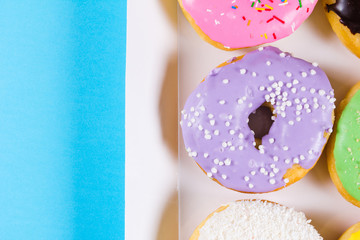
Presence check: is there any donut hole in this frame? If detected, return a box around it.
[248,103,275,149]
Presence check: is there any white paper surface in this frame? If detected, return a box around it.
[126,0,178,239]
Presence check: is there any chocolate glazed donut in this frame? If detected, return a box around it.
[327,0,360,34]
[323,0,360,57]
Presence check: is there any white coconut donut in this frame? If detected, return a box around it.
[190,200,323,240]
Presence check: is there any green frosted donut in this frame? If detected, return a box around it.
[334,90,360,201]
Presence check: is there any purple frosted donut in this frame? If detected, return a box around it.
[181,46,335,193]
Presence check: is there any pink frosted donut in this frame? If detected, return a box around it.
[179,0,317,50]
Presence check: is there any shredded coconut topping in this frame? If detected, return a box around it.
[198,200,322,240]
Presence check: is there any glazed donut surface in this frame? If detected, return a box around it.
[181,46,335,193]
[339,222,360,240]
[179,0,317,50]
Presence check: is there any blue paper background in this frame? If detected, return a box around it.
[0,1,125,239]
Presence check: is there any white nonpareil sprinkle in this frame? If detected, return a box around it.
[318,89,325,96]
[211,167,218,173]
[301,72,307,77]
[222,174,227,180]
[204,153,209,158]
[269,138,275,144]
[198,201,323,240]
[222,79,229,84]
[266,61,271,66]
[244,176,250,181]
[208,113,214,119]
[207,172,212,178]
[268,75,275,81]
[219,100,226,105]
[214,130,219,135]
[224,158,231,166]
[269,179,276,184]
[279,52,286,57]
[240,69,247,74]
